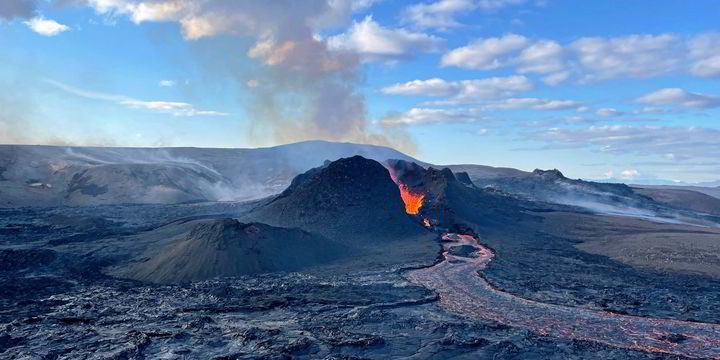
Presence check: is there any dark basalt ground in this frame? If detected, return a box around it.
[0,201,715,359]
[481,217,720,324]
[2,156,720,359]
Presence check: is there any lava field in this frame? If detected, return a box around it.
[2,155,720,359]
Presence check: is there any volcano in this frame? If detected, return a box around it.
[111,219,347,284]
[387,159,532,232]
[244,156,437,268]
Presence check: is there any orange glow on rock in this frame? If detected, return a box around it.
[399,184,424,215]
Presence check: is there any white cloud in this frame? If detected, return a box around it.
[379,107,485,126]
[327,16,444,62]
[636,88,720,109]
[403,0,476,29]
[382,78,457,97]
[487,98,583,111]
[441,33,528,70]
[46,79,228,117]
[690,55,720,78]
[531,125,720,160]
[542,71,570,85]
[382,75,533,100]
[441,32,720,82]
[634,107,674,115]
[595,108,623,117]
[569,34,679,81]
[441,34,569,80]
[158,80,176,87]
[516,40,565,74]
[24,17,70,36]
[621,169,640,179]
[687,33,720,78]
[403,0,525,29]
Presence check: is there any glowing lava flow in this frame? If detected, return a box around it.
[387,167,425,215]
[405,234,720,359]
[398,184,424,215]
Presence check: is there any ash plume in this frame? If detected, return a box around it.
[184,0,417,153]
[51,0,418,153]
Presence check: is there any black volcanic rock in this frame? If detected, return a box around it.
[247,156,429,244]
[0,249,57,271]
[388,160,529,232]
[244,156,437,269]
[532,168,566,180]
[386,159,427,187]
[455,172,474,186]
[111,219,347,284]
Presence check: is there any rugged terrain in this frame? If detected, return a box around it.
[2,144,720,359]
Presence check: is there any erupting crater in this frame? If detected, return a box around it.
[388,166,425,215]
[398,184,425,215]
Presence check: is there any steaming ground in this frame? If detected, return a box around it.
[3,146,720,358]
[0,141,418,207]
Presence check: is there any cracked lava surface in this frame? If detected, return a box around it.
[405,233,720,359]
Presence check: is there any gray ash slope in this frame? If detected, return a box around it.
[472,168,720,225]
[111,219,348,284]
[0,141,419,208]
[633,186,720,216]
[244,156,437,267]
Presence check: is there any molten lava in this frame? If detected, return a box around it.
[387,165,425,215]
[399,184,424,215]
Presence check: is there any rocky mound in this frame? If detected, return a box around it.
[111,219,347,284]
[388,160,531,232]
[245,156,430,244]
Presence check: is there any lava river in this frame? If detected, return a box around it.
[405,233,720,359]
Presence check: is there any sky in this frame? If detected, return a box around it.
[1,0,719,183]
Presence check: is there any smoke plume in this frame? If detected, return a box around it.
[75,0,417,153]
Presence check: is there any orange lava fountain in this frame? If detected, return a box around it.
[387,166,425,215]
[399,184,425,215]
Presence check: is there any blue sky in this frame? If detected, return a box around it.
[1,0,719,183]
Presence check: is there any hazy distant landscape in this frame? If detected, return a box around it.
[2,141,720,359]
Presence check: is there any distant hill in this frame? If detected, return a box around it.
[0,141,419,207]
[632,187,720,216]
[633,185,720,202]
